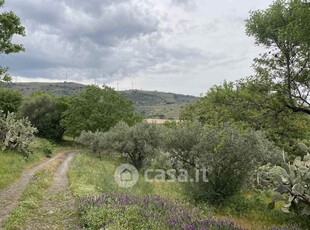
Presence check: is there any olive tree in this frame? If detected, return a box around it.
[165,122,282,203]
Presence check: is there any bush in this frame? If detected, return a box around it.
[0,111,37,156]
[19,93,66,141]
[39,139,54,158]
[268,144,310,216]
[165,122,282,204]
[75,131,108,157]
[0,87,22,114]
[76,122,164,170]
[78,193,244,230]
[109,122,165,169]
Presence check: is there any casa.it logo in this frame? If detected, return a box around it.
[114,164,139,188]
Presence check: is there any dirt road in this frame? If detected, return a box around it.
[0,150,79,229]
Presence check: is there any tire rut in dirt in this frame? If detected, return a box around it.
[24,151,81,230]
[0,150,77,227]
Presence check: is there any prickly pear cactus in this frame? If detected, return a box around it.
[269,144,310,216]
[0,111,37,156]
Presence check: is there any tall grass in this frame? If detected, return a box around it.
[68,151,309,230]
[0,137,71,190]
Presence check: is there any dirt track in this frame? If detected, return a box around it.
[0,150,79,229]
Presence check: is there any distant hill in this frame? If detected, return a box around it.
[120,90,197,119]
[2,82,197,119]
[120,90,196,106]
[3,82,86,96]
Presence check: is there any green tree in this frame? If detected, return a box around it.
[0,87,22,114]
[62,85,141,137]
[19,92,66,141]
[181,80,310,154]
[0,0,25,82]
[246,0,310,115]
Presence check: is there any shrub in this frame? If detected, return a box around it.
[108,122,164,170]
[76,122,164,170]
[75,131,108,157]
[164,121,204,170]
[78,193,244,230]
[0,111,37,156]
[269,145,310,216]
[39,139,54,158]
[165,122,282,204]
[0,87,22,114]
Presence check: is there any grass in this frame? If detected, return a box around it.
[0,138,48,189]
[68,151,184,200]
[3,166,54,229]
[198,190,310,230]
[2,146,79,230]
[0,137,78,190]
[68,151,310,230]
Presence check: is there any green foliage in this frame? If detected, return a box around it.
[165,122,282,204]
[39,139,54,158]
[76,131,108,157]
[76,122,163,169]
[62,85,141,137]
[0,0,25,82]
[269,144,310,216]
[246,0,310,115]
[69,152,310,229]
[250,163,283,189]
[19,92,66,141]
[164,121,203,169]
[106,122,164,169]
[181,80,310,155]
[0,87,22,114]
[0,111,37,156]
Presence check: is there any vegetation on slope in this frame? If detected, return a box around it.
[3,82,197,119]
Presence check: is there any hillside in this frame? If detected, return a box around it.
[120,90,196,119]
[3,82,86,96]
[2,82,197,119]
[120,90,196,106]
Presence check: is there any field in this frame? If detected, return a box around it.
[67,151,309,230]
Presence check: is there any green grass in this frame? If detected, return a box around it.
[0,138,49,189]
[0,137,77,190]
[3,145,79,230]
[197,190,310,230]
[68,151,185,200]
[68,151,310,230]
[3,168,53,229]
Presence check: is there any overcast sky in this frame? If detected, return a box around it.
[1,0,273,96]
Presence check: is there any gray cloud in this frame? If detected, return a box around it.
[3,0,203,82]
[1,0,272,95]
[171,0,195,8]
